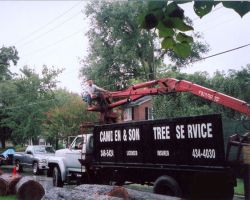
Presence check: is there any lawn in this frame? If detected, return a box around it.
[0,195,16,200]
[235,178,244,196]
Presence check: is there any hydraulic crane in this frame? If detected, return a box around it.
[83,77,250,199]
[87,77,250,123]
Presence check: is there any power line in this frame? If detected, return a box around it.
[191,43,250,63]
[19,11,82,48]
[86,42,250,89]
[14,1,83,45]
[1,43,249,109]
[21,28,85,58]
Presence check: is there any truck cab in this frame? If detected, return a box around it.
[47,133,93,187]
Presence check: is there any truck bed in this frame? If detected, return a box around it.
[93,114,226,167]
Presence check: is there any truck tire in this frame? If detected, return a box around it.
[32,162,40,175]
[15,160,23,172]
[53,166,63,187]
[153,176,182,197]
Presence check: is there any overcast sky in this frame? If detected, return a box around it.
[0,1,250,95]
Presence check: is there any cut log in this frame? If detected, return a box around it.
[0,174,22,195]
[105,186,129,200]
[15,176,45,200]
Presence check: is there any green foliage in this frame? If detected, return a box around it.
[153,66,250,120]
[141,1,194,58]
[141,1,250,58]
[0,46,19,148]
[14,144,26,152]
[0,46,97,147]
[222,1,250,17]
[1,65,62,145]
[0,46,19,81]
[43,89,97,147]
[173,42,191,58]
[234,179,244,195]
[81,1,209,88]
[167,32,209,68]
[82,1,157,88]
[193,1,215,18]
[0,195,17,200]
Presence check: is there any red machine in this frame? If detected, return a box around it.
[87,77,250,123]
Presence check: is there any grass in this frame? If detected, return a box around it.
[234,178,244,196]
[125,183,153,193]
[127,179,245,197]
[0,195,16,200]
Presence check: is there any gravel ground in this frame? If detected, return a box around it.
[0,165,246,200]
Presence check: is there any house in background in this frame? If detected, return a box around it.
[122,96,153,122]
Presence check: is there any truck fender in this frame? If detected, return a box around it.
[153,175,182,197]
[48,158,66,181]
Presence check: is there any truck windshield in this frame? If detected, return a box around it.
[34,146,55,154]
[71,136,86,149]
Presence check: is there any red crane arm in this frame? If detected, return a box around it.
[88,78,250,119]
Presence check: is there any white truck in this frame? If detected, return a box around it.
[47,134,93,187]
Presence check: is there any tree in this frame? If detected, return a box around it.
[141,1,250,58]
[0,46,19,81]
[0,46,19,148]
[43,89,97,149]
[80,1,209,89]
[210,65,250,118]
[0,80,17,148]
[153,66,250,120]
[1,65,62,145]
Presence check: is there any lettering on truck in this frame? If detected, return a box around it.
[96,117,219,163]
[152,122,216,161]
[153,123,213,140]
[99,128,140,142]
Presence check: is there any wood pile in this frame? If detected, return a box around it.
[0,173,45,200]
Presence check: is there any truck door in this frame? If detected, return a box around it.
[24,146,33,167]
[65,136,85,169]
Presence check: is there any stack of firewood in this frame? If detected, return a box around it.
[0,172,45,200]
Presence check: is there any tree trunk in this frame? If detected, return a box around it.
[0,174,22,195]
[15,176,45,200]
[0,138,5,149]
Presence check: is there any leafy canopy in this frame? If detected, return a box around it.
[141,1,250,58]
[81,1,209,89]
[0,46,19,81]
[153,65,250,120]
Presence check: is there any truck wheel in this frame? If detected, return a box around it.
[32,162,40,175]
[53,166,63,187]
[15,160,23,172]
[153,176,182,197]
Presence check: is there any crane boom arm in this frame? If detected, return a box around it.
[88,78,250,122]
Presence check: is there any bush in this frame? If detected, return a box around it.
[14,145,26,152]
